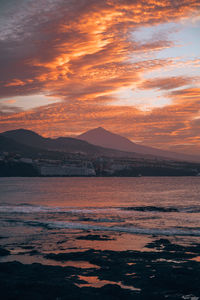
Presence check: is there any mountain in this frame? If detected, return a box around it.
[0,135,35,154]
[78,127,200,162]
[2,128,199,162]
[0,129,149,158]
[1,129,47,149]
[0,135,71,160]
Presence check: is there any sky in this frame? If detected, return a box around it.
[0,0,200,155]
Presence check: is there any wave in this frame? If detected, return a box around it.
[78,217,124,223]
[23,220,200,237]
[0,205,60,213]
[120,206,200,213]
[1,204,200,214]
[0,205,115,214]
[181,207,200,213]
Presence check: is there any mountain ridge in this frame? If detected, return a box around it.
[78,127,200,163]
[1,127,199,162]
[0,128,153,159]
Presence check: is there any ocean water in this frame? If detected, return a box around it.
[0,177,200,266]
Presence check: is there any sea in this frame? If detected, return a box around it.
[1,176,200,298]
[0,176,200,264]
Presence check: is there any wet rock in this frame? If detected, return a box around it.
[0,261,135,300]
[76,234,114,241]
[146,238,200,254]
[1,240,200,299]
[122,206,178,212]
[0,247,10,256]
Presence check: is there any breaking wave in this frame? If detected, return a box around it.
[0,205,115,214]
[22,220,200,237]
[1,204,200,214]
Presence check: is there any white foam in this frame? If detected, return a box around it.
[2,204,200,215]
[0,205,116,214]
[25,220,200,237]
[0,205,60,213]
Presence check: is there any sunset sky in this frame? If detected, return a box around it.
[0,0,200,154]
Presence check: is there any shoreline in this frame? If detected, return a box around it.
[0,238,200,299]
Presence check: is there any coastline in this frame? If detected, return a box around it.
[1,238,200,299]
[1,177,200,299]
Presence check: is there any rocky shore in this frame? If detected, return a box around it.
[0,238,200,299]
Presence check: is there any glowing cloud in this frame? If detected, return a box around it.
[0,0,200,154]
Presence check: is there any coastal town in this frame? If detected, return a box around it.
[0,151,133,176]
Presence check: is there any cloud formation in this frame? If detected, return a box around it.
[0,0,200,154]
[139,76,197,91]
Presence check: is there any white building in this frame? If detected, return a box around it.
[20,158,33,164]
[39,164,96,176]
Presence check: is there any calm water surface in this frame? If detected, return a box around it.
[0,177,200,266]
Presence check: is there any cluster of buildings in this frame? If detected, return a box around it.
[0,152,96,176]
[0,151,134,176]
[94,157,132,175]
[1,151,200,177]
[38,161,96,176]
[0,152,33,164]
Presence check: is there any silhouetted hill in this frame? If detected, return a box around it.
[78,127,200,162]
[0,129,150,159]
[1,129,45,147]
[0,135,68,160]
[0,135,38,154]
[2,128,199,163]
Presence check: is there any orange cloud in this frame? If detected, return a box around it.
[5,79,26,87]
[0,94,200,154]
[3,99,17,104]
[169,87,200,102]
[139,76,197,91]
[1,0,199,98]
[0,0,200,154]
